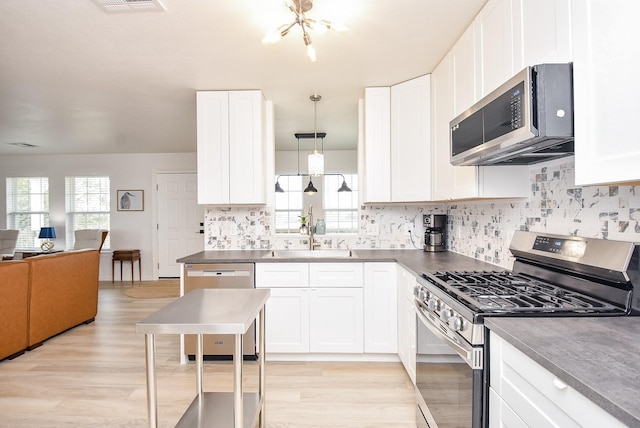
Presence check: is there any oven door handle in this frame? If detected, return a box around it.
[415,304,483,369]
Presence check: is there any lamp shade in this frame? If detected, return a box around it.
[308,151,324,176]
[304,179,318,195]
[38,227,56,239]
[338,180,352,192]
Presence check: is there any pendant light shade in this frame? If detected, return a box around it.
[308,150,324,176]
[304,179,318,195]
[338,179,352,192]
[275,180,285,193]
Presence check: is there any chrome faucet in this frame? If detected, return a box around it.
[307,205,321,250]
[307,205,314,250]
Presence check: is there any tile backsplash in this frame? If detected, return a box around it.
[448,160,640,268]
[204,159,640,270]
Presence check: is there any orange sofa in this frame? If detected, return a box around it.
[0,249,100,360]
[0,261,29,360]
[25,249,100,349]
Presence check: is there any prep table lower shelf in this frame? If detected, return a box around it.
[176,392,262,428]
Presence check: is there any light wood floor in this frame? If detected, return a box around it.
[0,283,416,427]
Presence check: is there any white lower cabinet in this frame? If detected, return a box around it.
[396,265,416,383]
[256,263,364,355]
[364,263,397,354]
[489,331,625,427]
[309,287,363,353]
[262,287,309,353]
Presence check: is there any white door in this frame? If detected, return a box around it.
[157,173,204,277]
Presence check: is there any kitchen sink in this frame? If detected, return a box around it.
[262,249,357,259]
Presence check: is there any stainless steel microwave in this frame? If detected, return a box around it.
[450,63,574,166]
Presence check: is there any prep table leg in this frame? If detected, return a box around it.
[259,307,266,428]
[144,333,158,428]
[234,333,243,428]
[196,334,203,395]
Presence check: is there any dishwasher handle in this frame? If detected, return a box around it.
[186,270,251,277]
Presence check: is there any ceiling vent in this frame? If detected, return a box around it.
[93,0,166,13]
[7,142,38,149]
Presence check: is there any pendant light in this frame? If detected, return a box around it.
[338,178,352,192]
[308,94,324,176]
[304,179,318,195]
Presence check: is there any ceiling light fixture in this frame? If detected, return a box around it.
[262,0,348,62]
[274,95,352,195]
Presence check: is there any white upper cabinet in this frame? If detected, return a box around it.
[362,87,391,203]
[475,0,573,97]
[197,90,268,205]
[430,29,528,201]
[572,0,640,185]
[391,75,432,202]
[452,26,479,117]
[512,0,572,69]
[430,55,457,202]
[361,76,431,203]
[474,0,516,97]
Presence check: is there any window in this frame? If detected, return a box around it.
[323,174,358,233]
[65,177,111,249]
[274,175,304,233]
[6,177,50,248]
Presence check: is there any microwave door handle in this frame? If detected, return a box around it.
[415,305,481,369]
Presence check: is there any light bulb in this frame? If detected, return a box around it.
[330,22,349,33]
[308,151,324,176]
[306,44,317,62]
[262,30,282,45]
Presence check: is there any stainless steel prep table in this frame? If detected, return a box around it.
[136,288,270,428]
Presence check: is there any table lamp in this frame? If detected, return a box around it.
[38,227,56,251]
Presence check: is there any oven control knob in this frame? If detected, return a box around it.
[448,316,464,332]
[427,298,441,312]
[441,309,454,322]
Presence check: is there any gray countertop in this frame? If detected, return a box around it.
[177,249,499,276]
[486,317,640,427]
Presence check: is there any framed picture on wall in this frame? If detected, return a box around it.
[117,190,144,211]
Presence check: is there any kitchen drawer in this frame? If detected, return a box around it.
[490,332,625,427]
[255,263,309,288]
[309,263,364,288]
[488,388,527,428]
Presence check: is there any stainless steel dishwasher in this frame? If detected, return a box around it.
[183,263,256,360]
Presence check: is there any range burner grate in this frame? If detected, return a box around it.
[425,271,618,313]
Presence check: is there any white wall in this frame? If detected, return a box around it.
[0,152,197,281]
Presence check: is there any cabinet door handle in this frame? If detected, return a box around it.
[553,378,568,390]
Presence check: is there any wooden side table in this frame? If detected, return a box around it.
[112,249,141,283]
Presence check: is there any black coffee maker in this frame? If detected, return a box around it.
[423,214,447,252]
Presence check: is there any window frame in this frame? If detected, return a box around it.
[274,175,304,234]
[322,173,359,234]
[6,177,51,249]
[65,176,111,250]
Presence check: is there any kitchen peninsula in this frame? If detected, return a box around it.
[177,249,640,427]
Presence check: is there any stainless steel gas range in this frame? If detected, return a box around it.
[414,231,640,428]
